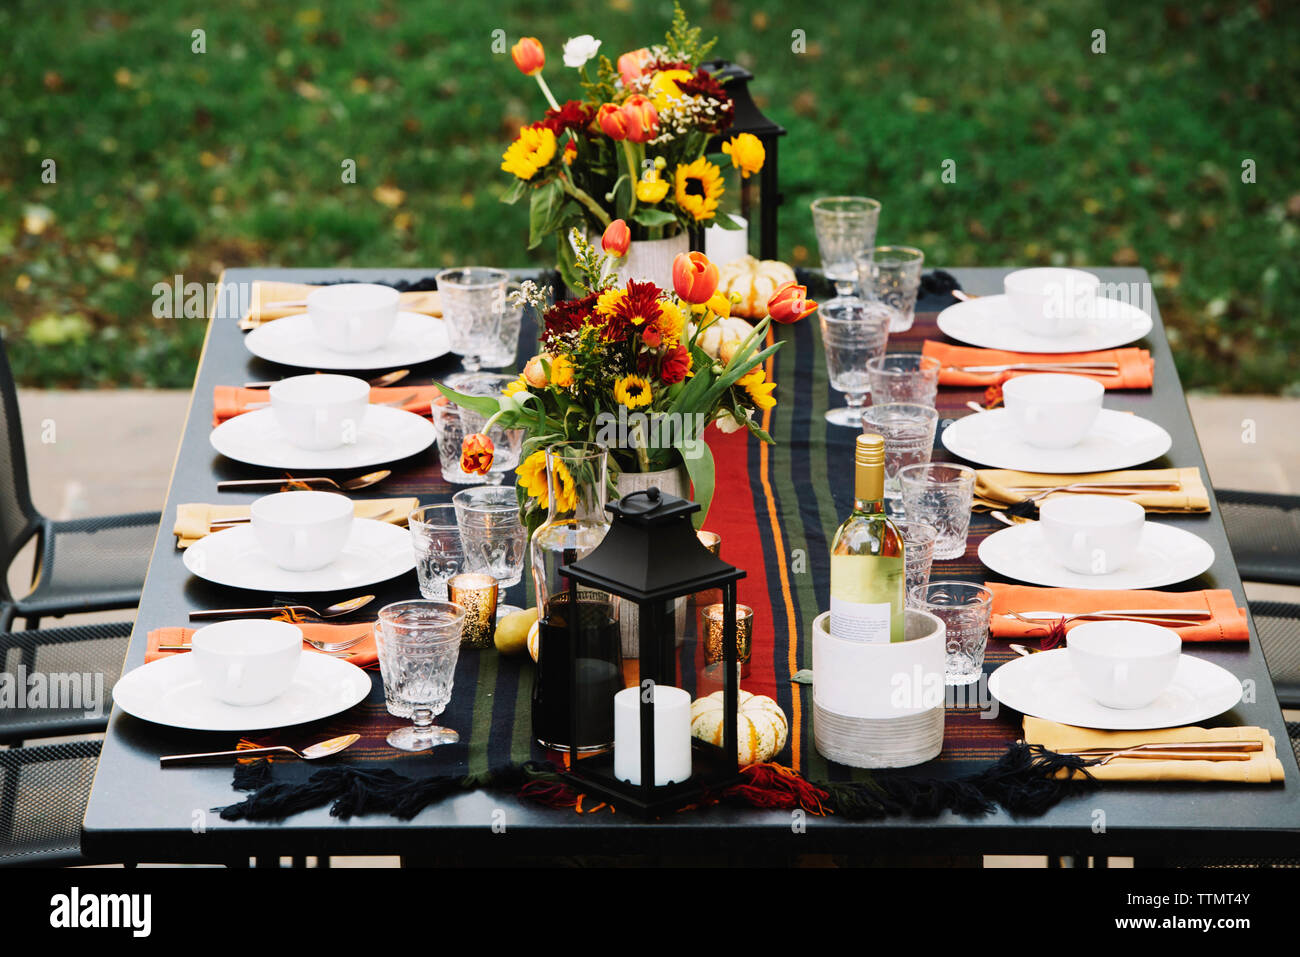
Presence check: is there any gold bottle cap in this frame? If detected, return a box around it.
[856,432,885,467]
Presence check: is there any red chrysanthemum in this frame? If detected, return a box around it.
[543,292,598,337]
[604,280,664,343]
[535,99,595,137]
[659,344,691,384]
[676,69,734,131]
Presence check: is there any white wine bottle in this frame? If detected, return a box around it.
[829,432,906,643]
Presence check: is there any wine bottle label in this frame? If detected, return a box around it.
[829,596,893,644]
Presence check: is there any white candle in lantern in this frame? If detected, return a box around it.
[613,685,692,786]
[703,214,749,267]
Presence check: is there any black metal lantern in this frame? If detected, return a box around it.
[559,487,746,816]
[704,59,787,260]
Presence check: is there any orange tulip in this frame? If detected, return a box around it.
[621,94,659,144]
[523,354,550,388]
[511,37,545,77]
[602,219,631,257]
[597,102,629,141]
[460,433,494,475]
[672,251,720,305]
[767,280,818,324]
[617,48,652,86]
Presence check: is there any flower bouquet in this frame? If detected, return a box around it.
[500,4,764,290]
[441,228,817,531]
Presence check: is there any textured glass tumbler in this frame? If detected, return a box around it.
[860,403,939,513]
[455,372,526,485]
[480,301,524,368]
[893,520,938,606]
[898,463,977,560]
[811,196,882,296]
[432,403,487,486]
[408,504,463,601]
[818,297,893,427]
[859,246,924,332]
[867,353,942,407]
[909,581,993,686]
[373,600,466,747]
[453,485,528,619]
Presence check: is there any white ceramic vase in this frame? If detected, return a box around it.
[599,232,690,290]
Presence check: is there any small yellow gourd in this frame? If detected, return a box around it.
[716,256,797,319]
[690,690,789,765]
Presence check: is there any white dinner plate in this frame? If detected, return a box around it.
[987,649,1242,730]
[936,294,1153,353]
[941,408,1171,472]
[183,519,414,592]
[210,405,435,470]
[113,652,371,732]
[244,311,451,370]
[978,520,1215,589]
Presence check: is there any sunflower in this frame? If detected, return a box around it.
[614,374,654,409]
[501,125,557,181]
[515,451,576,512]
[738,365,777,411]
[674,157,724,222]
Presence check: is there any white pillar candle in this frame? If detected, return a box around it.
[703,214,749,267]
[613,685,692,786]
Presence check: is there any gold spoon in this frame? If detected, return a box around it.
[188,594,376,622]
[216,469,391,493]
[160,734,360,767]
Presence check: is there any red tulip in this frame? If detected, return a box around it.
[597,102,629,141]
[510,37,545,77]
[672,251,720,305]
[460,432,494,475]
[621,94,659,144]
[602,219,631,257]
[617,48,652,87]
[767,280,818,323]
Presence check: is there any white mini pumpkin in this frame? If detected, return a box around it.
[716,256,797,319]
[689,315,754,359]
[690,690,789,765]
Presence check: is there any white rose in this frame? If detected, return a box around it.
[562,35,601,69]
[714,409,751,434]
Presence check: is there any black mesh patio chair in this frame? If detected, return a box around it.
[0,335,160,629]
[0,621,133,744]
[0,740,102,867]
[1251,602,1300,710]
[1216,489,1300,586]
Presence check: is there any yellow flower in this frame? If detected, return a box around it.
[635,170,670,204]
[501,126,557,181]
[549,354,574,388]
[737,364,766,388]
[674,157,724,222]
[722,133,766,179]
[658,298,685,345]
[742,366,777,411]
[516,450,549,505]
[551,461,577,513]
[705,291,731,318]
[596,287,627,317]
[503,375,528,398]
[648,68,694,110]
[614,374,653,409]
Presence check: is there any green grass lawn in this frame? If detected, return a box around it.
[2,0,1297,390]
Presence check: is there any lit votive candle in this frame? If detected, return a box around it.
[613,685,692,787]
[702,603,753,668]
[448,572,498,648]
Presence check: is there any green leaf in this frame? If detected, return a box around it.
[711,212,745,231]
[632,208,677,228]
[435,381,506,419]
[791,669,813,685]
[528,180,566,250]
[501,178,529,206]
[679,438,715,529]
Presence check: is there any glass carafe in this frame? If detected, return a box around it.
[529,443,622,753]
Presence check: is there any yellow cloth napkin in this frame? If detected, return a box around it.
[173,497,418,548]
[239,281,442,330]
[1024,717,1285,783]
[974,466,1208,513]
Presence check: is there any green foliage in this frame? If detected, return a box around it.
[0,0,1296,391]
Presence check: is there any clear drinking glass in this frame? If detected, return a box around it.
[432,402,487,486]
[818,297,893,427]
[893,520,938,605]
[373,600,467,749]
[898,463,977,561]
[859,246,924,332]
[867,354,942,407]
[909,582,993,686]
[455,372,526,486]
[860,403,939,513]
[437,267,510,372]
[480,301,525,369]
[453,485,527,616]
[811,196,882,296]
[408,504,463,601]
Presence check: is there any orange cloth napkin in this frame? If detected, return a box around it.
[238,281,441,330]
[922,340,1154,389]
[987,582,1248,643]
[212,384,441,426]
[147,623,378,669]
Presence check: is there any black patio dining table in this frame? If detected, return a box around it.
[81,266,1300,865]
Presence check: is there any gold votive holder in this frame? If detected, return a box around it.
[448,572,498,648]
[701,602,753,678]
[696,530,721,555]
